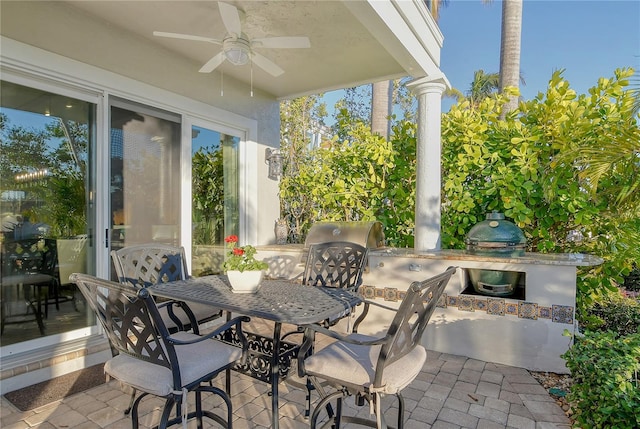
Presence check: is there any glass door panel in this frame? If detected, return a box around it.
[0,80,95,346]
[109,100,181,270]
[191,125,239,276]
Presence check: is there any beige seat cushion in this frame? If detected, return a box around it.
[304,333,426,395]
[105,332,242,397]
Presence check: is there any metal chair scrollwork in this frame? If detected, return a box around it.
[297,266,457,429]
[71,273,248,429]
[302,241,368,327]
[111,244,223,334]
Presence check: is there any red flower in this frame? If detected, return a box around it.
[232,248,244,256]
[225,235,239,243]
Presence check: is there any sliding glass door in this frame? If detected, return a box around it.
[0,82,243,348]
[108,99,181,267]
[191,125,240,276]
[0,80,95,346]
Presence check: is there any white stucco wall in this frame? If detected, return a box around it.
[0,1,281,246]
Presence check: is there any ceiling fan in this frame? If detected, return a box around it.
[153,2,310,77]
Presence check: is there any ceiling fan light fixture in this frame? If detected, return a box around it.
[224,37,251,65]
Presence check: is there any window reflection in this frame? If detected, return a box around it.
[191,126,239,276]
[109,101,181,255]
[0,81,95,346]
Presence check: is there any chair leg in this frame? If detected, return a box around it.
[124,388,136,415]
[308,376,335,420]
[310,390,344,429]
[1,299,6,334]
[396,392,405,429]
[130,391,150,429]
[158,397,176,429]
[335,396,343,429]
[31,287,46,335]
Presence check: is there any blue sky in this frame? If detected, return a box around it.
[322,0,640,118]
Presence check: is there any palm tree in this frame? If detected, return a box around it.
[498,0,523,116]
[370,1,448,139]
[371,80,392,139]
[467,70,500,107]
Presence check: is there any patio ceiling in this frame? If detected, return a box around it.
[54,0,443,99]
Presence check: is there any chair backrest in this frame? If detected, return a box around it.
[70,272,175,372]
[56,235,88,285]
[302,241,368,290]
[2,238,58,277]
[373,266,456,387]
[111,244,189,288]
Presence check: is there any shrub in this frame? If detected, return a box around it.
[562,331,640,429]
[623,265,640,292]
[581,295,640,337]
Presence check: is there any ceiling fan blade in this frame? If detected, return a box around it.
[218,2,242,35]
[252,37,311,49]
[251,53,285,77]
[199,52,226,73]
[153,31,221,44]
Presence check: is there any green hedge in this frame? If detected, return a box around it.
[562,331,640,428]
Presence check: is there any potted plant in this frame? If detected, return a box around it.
[222,235,268,293]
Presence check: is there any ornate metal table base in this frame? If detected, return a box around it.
[218,327,300,383]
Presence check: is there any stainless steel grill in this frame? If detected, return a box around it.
[304,221,385,249]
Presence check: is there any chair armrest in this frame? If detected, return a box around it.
[358,299,398,312]
[159,300,200,333]
[301,322,390,346]
[297,322,390,377]
[167,315,250,348]
[351,299,399,333]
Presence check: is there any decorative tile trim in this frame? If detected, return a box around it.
[487,298,505,316]
[473,298,487,311]
[359,285,574,324]
[447,295,458,307]
[384,287,398,301]
[552,305,574,324]
[458,296,475,312]
[505,302,518,317]
[538,306,552,319]
[519,302,538,320]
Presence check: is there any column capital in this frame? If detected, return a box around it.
[407,74,450,95]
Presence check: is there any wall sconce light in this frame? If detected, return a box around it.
[265,148,283,180]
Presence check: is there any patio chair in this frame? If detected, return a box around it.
[111,244,223,334]
[1,238,59,336]
[302,241,369,328]
[55,235,88,310]
[70,272,248,429]
[297,266,457,429]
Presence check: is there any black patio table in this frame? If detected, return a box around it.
[147,275,362,429]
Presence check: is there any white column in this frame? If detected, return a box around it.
[407,75,449,251]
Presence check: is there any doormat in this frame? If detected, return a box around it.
[4,363,106,411]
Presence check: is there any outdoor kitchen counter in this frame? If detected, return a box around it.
[360,248,604,374]
[368,248,604,267]
[256,244,603,373]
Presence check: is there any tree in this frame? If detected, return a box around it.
[371,80,392,139]
[441,68,639,310]
[467,69,500,107]
[0,114,87,237]
[498,0,523,116]
[279,95,327,241]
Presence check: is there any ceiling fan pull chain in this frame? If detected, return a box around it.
[250,61,254,97]
[220,70,224,97]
